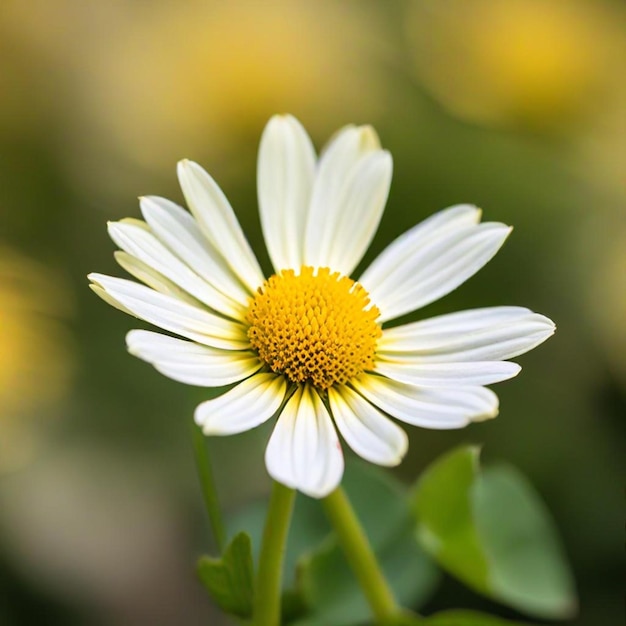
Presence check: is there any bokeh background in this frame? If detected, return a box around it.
[1,1,624,624]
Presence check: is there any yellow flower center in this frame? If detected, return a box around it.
[247,266,381,390]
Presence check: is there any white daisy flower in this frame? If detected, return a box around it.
[89,115,555,498]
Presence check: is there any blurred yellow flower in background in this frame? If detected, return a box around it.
[2,0,384,198]
[406,0,623,132]
[85,1,382,167]
[0,248,74,473]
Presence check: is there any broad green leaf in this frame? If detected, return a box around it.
[412,446,576,619]
[417,609,536,625]
[197,531,254,618]
[473,466,577,618]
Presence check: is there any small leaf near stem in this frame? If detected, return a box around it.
[197,532,255,618]
[322,486,401,624]
[253,481,297,626]
[192,422,227,553]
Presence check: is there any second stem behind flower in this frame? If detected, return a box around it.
[322,486,400,624]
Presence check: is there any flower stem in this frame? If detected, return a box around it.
[192,423,226,553]
[253,481,296,626]
[322,486,399,624]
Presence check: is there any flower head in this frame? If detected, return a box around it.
[89,115,555,498]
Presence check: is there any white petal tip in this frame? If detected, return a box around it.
[487,223,514,238]
[299,479,342,499]
[138,195,155,208]
[544,317,557,333]
[471,389,501,423]
[266,474,337,500]
[201,424,220,435]
[194,401,211,428]
[194,415,224,437]
[507,362,522,378]
[176,159,194,177]
[357,125,381,150]
[447,203,482,221]
[265,460,344,499]
[125,343,141,358]
[495,223,513,235]
[378,449,408,468]
[307,489,335,499]
[473,408,500,423]
[267,113,293,126]
[195,413,226,435]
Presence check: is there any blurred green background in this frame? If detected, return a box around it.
[0,1,624,624]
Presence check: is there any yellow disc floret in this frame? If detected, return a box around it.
[247,266,381,390]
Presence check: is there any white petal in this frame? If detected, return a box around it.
[177,160,265,293]
[88,273,249,350]
[265,386,344,498]
[90,283,134,315]
[383,306,535,334]
[360,204,481,283]
[139,196,251,305]
[360,205,511,322]
[257,115,316,272]
[115,251,201,307]
[374,359,521,387]
[328,386,407,466]
[353,373,499,428]
[108,220,245,320]
[304,125,385,271]
[195,373,287,435]
[323,151,393,276]
[126,330,262,387]
[380,307,556,362]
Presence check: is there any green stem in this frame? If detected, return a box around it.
[322,486,399,624]
[253,481,296,626]
[192,423,226,553]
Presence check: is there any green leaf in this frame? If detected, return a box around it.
[291,461,440,626]
[197,531,254,618]
[412,446,576,619]
[417,609,536,625]
[412,446,490,591]
[473,466,577,618]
